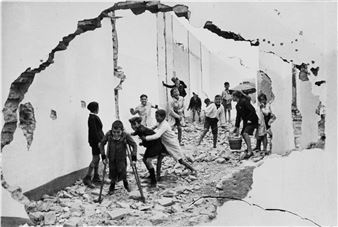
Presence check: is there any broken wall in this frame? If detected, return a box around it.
[259,52,294,155]
[295,76,320,148]
[1,2,159,217]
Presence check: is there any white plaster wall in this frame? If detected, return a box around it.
[296,79,320,148]
[260,52,294,155]
[1,2,158,212]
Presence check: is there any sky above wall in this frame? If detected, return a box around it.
[166,0,337,80]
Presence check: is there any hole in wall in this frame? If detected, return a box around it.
[50,110,57,120]
[19,102,36,150]
[81,100,86,108]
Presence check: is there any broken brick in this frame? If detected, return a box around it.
[106,209,130,220]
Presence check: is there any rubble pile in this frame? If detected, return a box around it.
[25,122,259,226]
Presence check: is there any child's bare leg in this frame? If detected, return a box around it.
[156,155,164,181]
[243,132,253,154]
[197,129,208,145]
[192,109,196,122]
[262,135,268,152]
[254,138,261,151]
[177,125,182,144]
[178,159,195,172]
[228,110,231,123]
[198,110,201,122]
[212,133,217,148]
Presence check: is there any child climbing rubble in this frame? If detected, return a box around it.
[129,116,168,186]
[100,120,138,195]
[83,102,105,189]
[197,95,226,148]
[232,90,259,160]
[254,93,276,154]
[169,88,186,145]
[141,109,196,174]
[130,94,158,127]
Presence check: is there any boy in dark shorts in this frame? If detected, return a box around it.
[83,101,105,188]
[129,117,168,186]
[100,120,138,195]
[197,95,225,148]
[232,90,259,160]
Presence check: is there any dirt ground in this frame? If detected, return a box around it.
[24,122,269,226]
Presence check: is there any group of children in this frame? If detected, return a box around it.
[83,79,276,194]
[83,95,196,194]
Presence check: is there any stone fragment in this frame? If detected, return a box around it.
[139,205,152,211]
[91,188,101,196]
[157,198,174,207]
[72,211,82,217]
[160,189,176,197]
[106,209,130,220]
[216,157,226,164]
[149,211,169,225]
[44,211,56,225]
[128,190,142,200]
[116,201,130,209]
[64,217,81,227]
[28,211,44,222]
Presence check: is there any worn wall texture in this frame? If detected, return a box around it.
[259,52,294,155]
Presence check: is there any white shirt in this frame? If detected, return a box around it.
[205,103,226,126]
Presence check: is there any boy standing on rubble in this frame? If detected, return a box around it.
[197,95,226,148]
[100,120,138,195]
[130,94,158,127]
[83,101,105,188]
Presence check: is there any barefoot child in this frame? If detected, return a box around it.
[254,93,276,154]
[130,94,158,127]
[142,109,196,173]
[169,88,185,145]
[197,95,226,148]
[222,82,232,123]
[129,117,168,186]
[100,120,138,194]
[83,102,105,188]
[187,92,202,123]
[232,90,259,160]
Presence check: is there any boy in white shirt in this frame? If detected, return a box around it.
[197,95,226,148]
[141,109,196,174]
[130,94,158,127]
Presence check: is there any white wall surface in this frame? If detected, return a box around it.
[1,3,158,218]
[260,52,294,155]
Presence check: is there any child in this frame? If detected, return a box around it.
[130,94,158,127]
[254,93,276,154]
[100,120,138,194]
[169,88,185,145]
[142,109,196,174]
[221,82,232,123]
[83,101,105,188]
[197,95,226,148]
[129,116,168,186]
[232,90,259,160]
[162,75,188,98]
[187,92,202,123]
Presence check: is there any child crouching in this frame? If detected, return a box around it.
[142,109,196,174]
[100,120,138,195]
[129,116,168,186]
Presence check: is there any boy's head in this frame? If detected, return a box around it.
[258,93,267,105]
[87,102,99,113]
[170,88,180,98]
[224,82,230,89]
[140,94,148,106]
[129,117,142,131]
[193,92,198,98]
[171,77,177,83]
[204,98,211,105]
[111,120,124,139]
[232,90,242,102]
[155,109,166,123]
[214,95,222,105]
